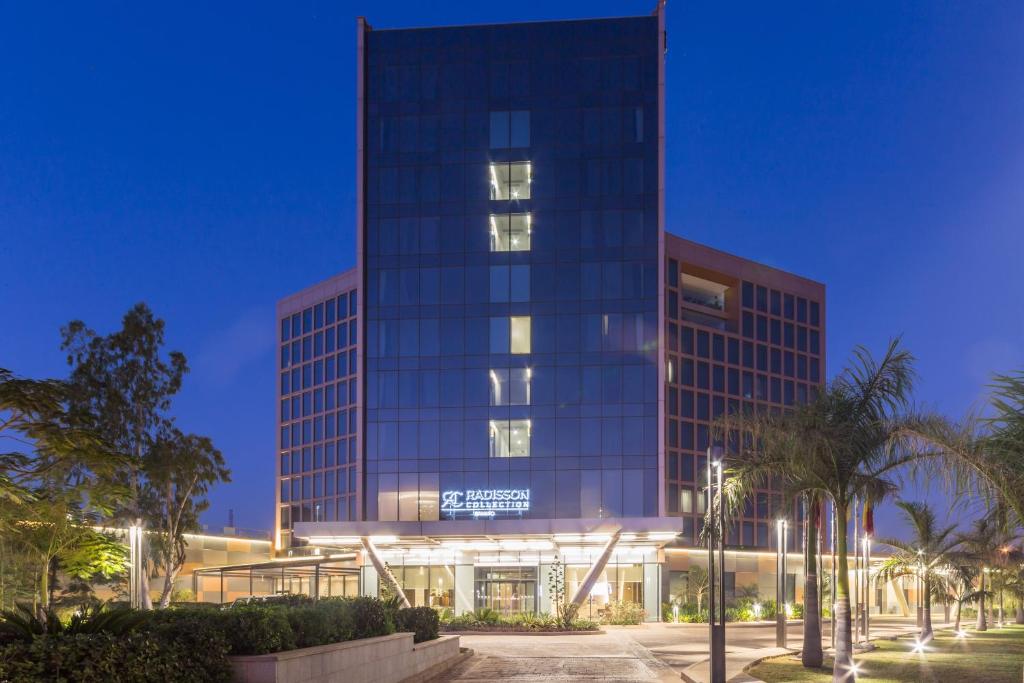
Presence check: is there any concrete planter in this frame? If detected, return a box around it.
[230,632,462,683]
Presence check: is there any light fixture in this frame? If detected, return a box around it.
[911,638,926,654]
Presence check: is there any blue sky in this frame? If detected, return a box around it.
[2,1,1022,540]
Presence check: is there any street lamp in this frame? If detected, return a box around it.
[128,521,144,610]
[916,549,924,628]
[862,536,871,643]
[706,448,726,683]
[776,518,788,648]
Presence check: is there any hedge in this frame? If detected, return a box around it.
[0,597,433,683]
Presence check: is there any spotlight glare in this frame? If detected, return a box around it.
[955,629,968,639]
[911,638,926,654]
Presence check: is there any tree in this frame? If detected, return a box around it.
[144,429,229,607]
[956,515,1012,631]
[61,303,228,609]
[547,557,579,628]
[720,339,921,682]
[947,562,981,632]
[0,367,129,612]
[688,565,709,613]
[875,501,960,641]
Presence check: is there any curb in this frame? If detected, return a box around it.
[442,629,604,636]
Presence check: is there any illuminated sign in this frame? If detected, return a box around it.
[440,489,530,519]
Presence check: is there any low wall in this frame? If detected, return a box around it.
[230,633,461,683]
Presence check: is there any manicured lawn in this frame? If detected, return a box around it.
[750,625,1024,683]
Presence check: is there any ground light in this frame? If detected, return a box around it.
[955,629,968,638]
[911,638,927,654]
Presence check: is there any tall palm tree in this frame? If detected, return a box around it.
[875,501,960,641]
[720,338,919,682]
[956,516,1012,631]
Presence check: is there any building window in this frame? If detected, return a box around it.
[489,110,530,148]
[490,419,531,458]
[490,368,531,406]
[510,316,531,354]
[490,213,531,251]
[490,162,531,200]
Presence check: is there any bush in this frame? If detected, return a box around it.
[441,609,598,632]
[602,601,645,625]
[144,607,232,681]
[344,596,392,640]
[220,606,296,655]
[0,631,229,683]
[285,604,337,649]
[395,606,440,643]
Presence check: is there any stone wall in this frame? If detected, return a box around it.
[230,633,462,683]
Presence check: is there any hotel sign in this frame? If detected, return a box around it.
[440,489,530,519]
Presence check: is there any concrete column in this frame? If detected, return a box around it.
[569,529,623,608]
[360,538,410,607]
[360,565,379,598]
[454,564,474,615]
[643,560,660,622]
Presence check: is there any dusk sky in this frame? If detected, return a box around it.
[2,1,1022,541]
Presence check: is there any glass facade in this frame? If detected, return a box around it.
[277,285,360,546]
[663,242,825,550]
[363,17,661,522]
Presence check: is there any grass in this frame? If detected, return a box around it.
[750,624,1024,683]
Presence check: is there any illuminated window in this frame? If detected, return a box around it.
[510,316,531,354]
[490,213,531,251]
[489,419,531,458]
[490,163,531,201]
[490,368,531,406]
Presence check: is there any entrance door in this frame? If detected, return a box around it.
[474,566,537,614]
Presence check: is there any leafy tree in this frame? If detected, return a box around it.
[144,429,229,607]
[947,562,982,632]
[61,303,227,609]
[875,501,960,641]
[720,339,923,681]
[0,367,129,612]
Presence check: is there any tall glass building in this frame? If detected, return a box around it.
[277,5,827,620]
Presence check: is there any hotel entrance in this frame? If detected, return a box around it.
[474,566,537,615]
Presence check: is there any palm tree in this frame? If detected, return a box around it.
[719,338,920,682]
[948,562,981,632]
[875,501,960,641]
[956,516,1012,631]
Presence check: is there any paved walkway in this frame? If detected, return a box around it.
[436,616,947,682]
[436,630,678,682]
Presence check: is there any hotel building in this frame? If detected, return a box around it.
[275,6,826,620]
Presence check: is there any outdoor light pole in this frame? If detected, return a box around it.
[862,536,871,643]
[916,551,923,628]
[830,500,837,649]
[776,518,787,648]
[706,447,726,683]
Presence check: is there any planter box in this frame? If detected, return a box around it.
[230,633,461,683]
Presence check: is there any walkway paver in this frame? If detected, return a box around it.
[436,631,678,682]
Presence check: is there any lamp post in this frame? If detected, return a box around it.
[776,518,788,648]
[921,548,929,630]
[706,448,726,683]
[862,536,871,643]
[830,500,837,649]
[128,521,144,610]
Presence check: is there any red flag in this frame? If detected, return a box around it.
[863,502,875,537]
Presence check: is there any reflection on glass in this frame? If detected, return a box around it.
[490,368,531,406]
[490,213,531,251]
[489,419,531,458]
[490,163,531,200]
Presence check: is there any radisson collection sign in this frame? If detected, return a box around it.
[440,489,530,518]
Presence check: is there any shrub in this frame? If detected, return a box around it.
[394,606,440,643]
[344,596,392,640]
[144,608,232,681]
[602,601,645,625]
[220,606,296,655]
[0,631,228,683]
[284,604,337,648]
